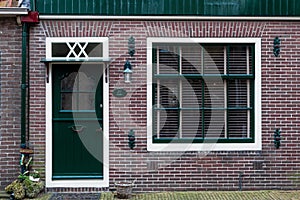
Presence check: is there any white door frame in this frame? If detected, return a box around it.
[45,37,110,188]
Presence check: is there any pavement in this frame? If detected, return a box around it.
[100,190,300,200]
[2,190,300,200]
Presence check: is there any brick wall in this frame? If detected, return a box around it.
[0,18,22,189]
[25,19,300,192]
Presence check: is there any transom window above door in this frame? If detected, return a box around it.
[52,42,103,58]
[147,38,261,151]
[45,37,110,62]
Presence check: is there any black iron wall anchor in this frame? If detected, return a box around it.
[274,129,281,149]
[273,37,280,57]
[238,172,243,191]
[128,129,135,149]
[128,36,135,57]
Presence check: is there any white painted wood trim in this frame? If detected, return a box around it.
[39,15,300,21]
[147,37,262,151]
[45,37,110,188]
[0,7,28,16]
[45,64,53,187]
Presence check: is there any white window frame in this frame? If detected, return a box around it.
[45,37,109,187]
[147,37,261,151]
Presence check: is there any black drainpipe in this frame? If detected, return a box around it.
[21,0,36,149]
[21,23,28,148]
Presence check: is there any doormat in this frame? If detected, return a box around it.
[50,193,101,200]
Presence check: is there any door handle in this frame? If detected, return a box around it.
[68,125,86,133]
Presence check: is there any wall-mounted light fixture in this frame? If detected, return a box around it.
[123,36,135,83]
[124,60,132,83]
[273,37,280,57]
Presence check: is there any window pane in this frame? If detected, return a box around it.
[182,110,202,138]
[52,43,69,57]
[204,110,225,138]
[228,80,247,107]
[228,46,248,74]
[52,42,103,58]
[203,46,225,74]
[204,79,225,108]
[182,79,202,108]
[182,45,202,74]
[228,110,248,138]
[155,80,179,108]
[85,43,103,57]
[157,46,179,74]
[154,109,179,138]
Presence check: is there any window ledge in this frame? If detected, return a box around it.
[147,142,262,152]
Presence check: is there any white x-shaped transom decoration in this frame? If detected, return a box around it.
[66,42,89,58]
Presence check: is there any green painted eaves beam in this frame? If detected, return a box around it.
[36,0,300,16]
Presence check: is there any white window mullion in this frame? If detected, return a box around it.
[157,48,160,139]
[78,42,89,58]
[201,46,204,138]
[246,46,250,138]
[224,46,228,138]
[201,46,204,75]
[66,42,76,58]
[179,47,183,139]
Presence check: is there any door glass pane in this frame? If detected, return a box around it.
[61,93,73,110]
[77,72,97,92]
[61,72,77,91]
[60,69,97,111]
[77,93,95,110]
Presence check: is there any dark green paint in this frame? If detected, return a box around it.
[52,64,103,179]
[37,0,300,16]
[21,23,28,146]
[274,128,281,149]
[152,44,255,144]
[273,37,280,57]
[128,129,135,149]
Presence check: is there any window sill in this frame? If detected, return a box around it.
[147,140,261,152]
[153,137,254,143]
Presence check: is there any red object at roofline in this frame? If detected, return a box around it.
[21,11,39,23]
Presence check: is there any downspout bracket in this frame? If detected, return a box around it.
[21,84,28,90]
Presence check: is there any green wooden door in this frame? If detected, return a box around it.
[52,64,103,180]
